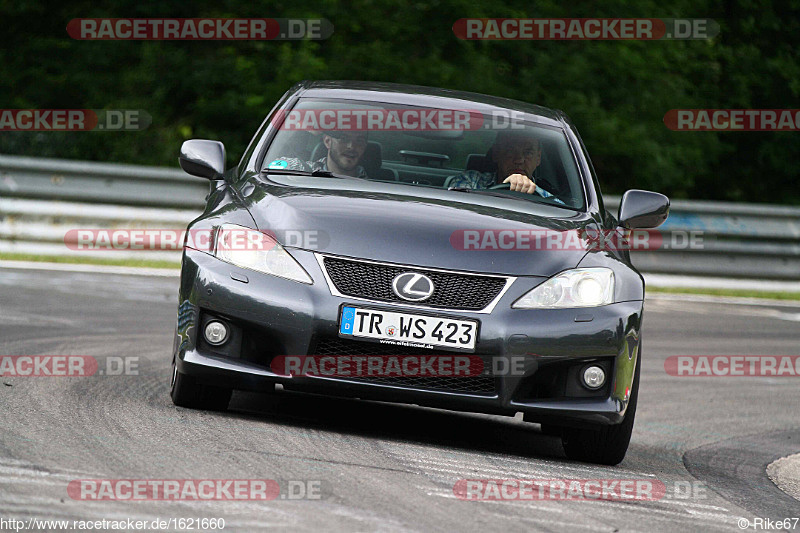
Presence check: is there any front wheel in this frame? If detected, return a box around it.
[560,355,640,465]
[170,358,232,411]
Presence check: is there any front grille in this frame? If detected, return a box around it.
[310,337,497,396]
[322,256,507,310]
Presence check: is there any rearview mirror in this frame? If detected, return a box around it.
[618,189,670,229]
[179,140,225,180]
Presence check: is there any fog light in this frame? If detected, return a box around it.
[204,320,229,346]
[582,365,606,390]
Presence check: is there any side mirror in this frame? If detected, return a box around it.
[618,189,670,229]
[179,140,225,180]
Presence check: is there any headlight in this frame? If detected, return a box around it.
[214,224,313,284]
[512,268,614,309]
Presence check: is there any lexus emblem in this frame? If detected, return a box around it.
[392,272,435,301]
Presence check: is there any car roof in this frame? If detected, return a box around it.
[293,80,565,128]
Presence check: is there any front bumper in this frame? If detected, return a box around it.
[175,248,643,426]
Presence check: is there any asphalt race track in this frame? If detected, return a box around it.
[1,266,799,532]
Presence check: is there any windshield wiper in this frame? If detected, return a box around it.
[310,169,367,180]
[318,169,370,180]
[261,168,366,180]
[447,186,516,199]
[261,169,335,177]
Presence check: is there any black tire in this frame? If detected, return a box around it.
[561,355,640,465]
[170,359,232,411]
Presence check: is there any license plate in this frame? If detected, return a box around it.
[339,306,478,351]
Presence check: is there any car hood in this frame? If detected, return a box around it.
[238,175,596,277]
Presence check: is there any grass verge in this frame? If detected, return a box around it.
[648,286,800,301]
[0,252,180,270]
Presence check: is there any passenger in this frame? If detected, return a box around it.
[276,131,369,178]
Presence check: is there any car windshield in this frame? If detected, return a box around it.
[262,98,585,210]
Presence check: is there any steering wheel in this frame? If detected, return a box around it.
[488,180,568,205]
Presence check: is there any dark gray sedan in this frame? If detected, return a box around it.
[171,81,668,465]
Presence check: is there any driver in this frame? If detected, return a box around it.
[446,131,564,204]
[273,131,369,178]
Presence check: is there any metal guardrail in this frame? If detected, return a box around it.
[604,197,800,279]
[0,155,208,208]
[1,154,799,279]
[0,155,206,262]
[0,197,196,261]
